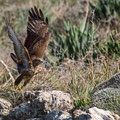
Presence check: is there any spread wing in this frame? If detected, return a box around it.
[24,6,50,60]
[6,19,32,68]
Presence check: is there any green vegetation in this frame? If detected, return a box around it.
[90,0,120,20]
[52,20,95,60]
[96,33,120,59]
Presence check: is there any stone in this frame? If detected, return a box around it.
[74,107,120,120]
[92,88,120,115]
[6,90,74,120]
[0,98,12,115]
[94,72,120,92]
[89,107,120,120]
[45,111,72,120]
[74,109,91,120]
[32,90,74,111]
[26,111,72,120]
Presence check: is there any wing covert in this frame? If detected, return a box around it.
[24,6,50,59]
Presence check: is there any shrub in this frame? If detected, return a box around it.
[90,0,120,20]
[51,20,95,60]
[95,33,120,59]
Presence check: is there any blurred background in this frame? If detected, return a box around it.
[0,0,120,114]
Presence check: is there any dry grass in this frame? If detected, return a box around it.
[31,56,120,107]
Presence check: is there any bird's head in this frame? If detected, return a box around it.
[32,58,43,68]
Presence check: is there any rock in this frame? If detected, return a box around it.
[26,111,72,120]
[32,90,74,111]
[24,90,74,111]
[94,72,120,92]
[0,98,12,115]
[92,88,120,115]
[74,107,120,120]
[89,107,120,120]
[6,90,74,120]
[7,101,44,120]
[45,111,72,120]
[23,90,41,101]
[74,109,91,120]
[26,118,43,120]
[2,89,120,120]
[92,73,120,116]
[14,83,54,105]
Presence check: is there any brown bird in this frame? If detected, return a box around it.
[6,6,50,90]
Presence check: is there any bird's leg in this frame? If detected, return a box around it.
[33,72,39,81]
[37,72,39,81]
[34,69,41,81]
[19,88,23,93]
[19,87,23,93]
[20,79,31,91]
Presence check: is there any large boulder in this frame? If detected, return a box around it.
[92,73,120,115]
[74,107,120,120]
[24,90,74,111]
[92,88,120,115]
[6,90,74,120]
[89,107,120,120]
[94,72,120,92]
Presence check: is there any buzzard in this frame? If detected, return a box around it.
[6,6,50,90]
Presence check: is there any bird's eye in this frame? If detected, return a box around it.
[32,59,42,68]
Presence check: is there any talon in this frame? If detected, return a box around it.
[20,89,23,93]
[14,88,18,93]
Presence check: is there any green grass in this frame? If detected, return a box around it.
[51,20,95,60]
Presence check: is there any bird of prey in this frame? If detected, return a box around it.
[6,6,50,90]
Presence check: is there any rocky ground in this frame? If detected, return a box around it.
[0,72,120,120]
